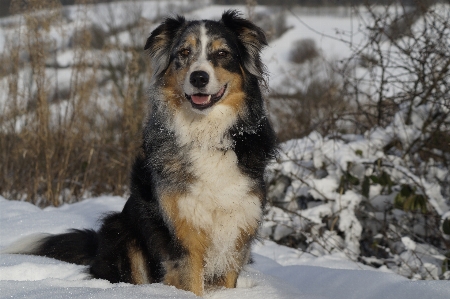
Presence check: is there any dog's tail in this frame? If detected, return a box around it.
[1,229,98,266]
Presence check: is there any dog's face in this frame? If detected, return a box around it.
[172,23,242,111]
[145,11,267,113]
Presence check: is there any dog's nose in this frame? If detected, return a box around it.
[190,71,209,88]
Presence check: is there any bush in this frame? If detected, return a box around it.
[264,3,450,280]
[289,38,319,64]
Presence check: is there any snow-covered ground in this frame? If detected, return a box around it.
[1,196,449,299]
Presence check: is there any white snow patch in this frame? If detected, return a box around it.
[0,197,449,298]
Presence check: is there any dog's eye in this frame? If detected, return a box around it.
[178,49,190,58]
[217,50,229,57]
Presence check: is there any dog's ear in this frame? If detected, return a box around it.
[145,16,186,77]
[220,10,267,80]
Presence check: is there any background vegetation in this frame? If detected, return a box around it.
[261,0,450,280]
[0,0,157,205]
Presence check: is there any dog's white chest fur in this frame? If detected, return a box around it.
[172,103,261,277]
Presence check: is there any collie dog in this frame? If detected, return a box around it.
[4,10,276,296]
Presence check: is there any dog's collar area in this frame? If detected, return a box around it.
[185,84,227,110]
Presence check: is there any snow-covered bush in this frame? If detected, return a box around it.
[264,3,450,280]
[264,127,449,279]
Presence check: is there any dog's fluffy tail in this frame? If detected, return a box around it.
[1,229,98,266]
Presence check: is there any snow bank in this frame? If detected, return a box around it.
[1,196,449,298]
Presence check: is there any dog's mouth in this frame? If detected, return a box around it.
[185,85,227,110]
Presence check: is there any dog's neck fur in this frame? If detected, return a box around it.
[172,102,238,151]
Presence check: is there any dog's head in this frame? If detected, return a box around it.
[145,10,267,112]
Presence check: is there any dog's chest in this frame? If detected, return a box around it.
[169,104,262,275]
[172,105,261,233]
[178,147,261,276]
[177,147,260,228]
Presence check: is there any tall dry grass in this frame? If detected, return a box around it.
[0,0,153,206]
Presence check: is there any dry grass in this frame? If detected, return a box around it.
[0,0,152,206]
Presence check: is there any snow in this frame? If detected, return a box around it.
[1,196,449,298]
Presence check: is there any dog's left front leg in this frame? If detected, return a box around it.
[163,248,206,296]
[214,228,255,289]
[215,270,239,288]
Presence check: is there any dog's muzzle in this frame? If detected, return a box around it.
[185,84,227,111]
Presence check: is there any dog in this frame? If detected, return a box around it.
[3,10,277,296]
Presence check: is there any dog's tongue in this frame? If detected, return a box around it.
[191,94,211,105]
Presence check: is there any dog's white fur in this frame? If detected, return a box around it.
[169,95,260,278]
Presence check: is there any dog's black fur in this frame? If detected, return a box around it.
[6,11,276,296]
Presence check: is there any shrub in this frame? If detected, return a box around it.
[289,38,319,64]
[264,3,450,280]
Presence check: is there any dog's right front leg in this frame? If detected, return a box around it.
[161,194,208,296]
